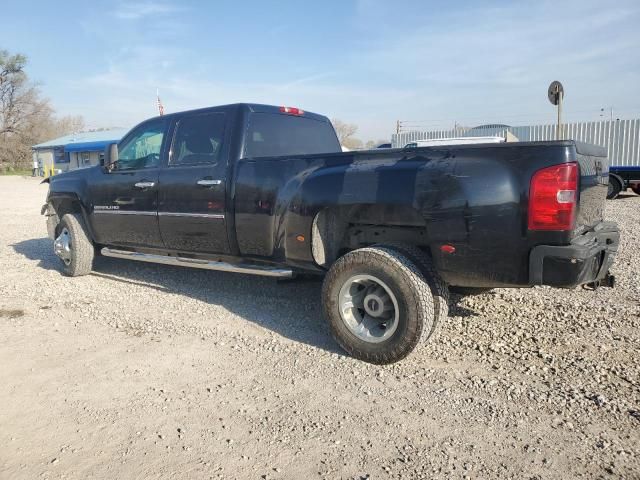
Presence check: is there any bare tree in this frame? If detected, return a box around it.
[331,118,358,143]
[343,137,363,150]
[332,118,366,150]
[36,115,86,144]
[0,49,85,170]
[50,115,85,138]
[1,51,51,136]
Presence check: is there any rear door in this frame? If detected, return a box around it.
[157,111,231,254]
[88,118,167,248]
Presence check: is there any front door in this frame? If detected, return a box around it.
[158,111,230,254]
[88,118,168,248]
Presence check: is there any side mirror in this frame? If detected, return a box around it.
[103,143,119,171]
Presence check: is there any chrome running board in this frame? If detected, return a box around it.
[101,248,294,278]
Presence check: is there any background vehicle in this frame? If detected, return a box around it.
[404,136,505,148]
[42,103,619,364]
[608,166,640,199]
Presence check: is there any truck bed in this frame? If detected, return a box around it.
[233,140,611,287]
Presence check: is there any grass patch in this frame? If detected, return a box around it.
[0,169,33,176]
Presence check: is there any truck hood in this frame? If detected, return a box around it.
[44,166,99,184]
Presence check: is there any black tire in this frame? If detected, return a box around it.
[376,243,449,338]
[607,176,623,199]
[56,213,94,277]
[322,246,434,364]
[449,286,493,296]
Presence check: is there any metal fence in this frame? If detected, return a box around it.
[391,119,640,167]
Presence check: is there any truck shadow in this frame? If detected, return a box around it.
[615,193,639,200]
[12,237,342,355]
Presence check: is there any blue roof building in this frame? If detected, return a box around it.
[32,128,128,173]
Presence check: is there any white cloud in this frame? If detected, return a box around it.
[114,1,183,20]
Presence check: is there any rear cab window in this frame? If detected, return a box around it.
[170,112,226,166]
[244,113,340,158]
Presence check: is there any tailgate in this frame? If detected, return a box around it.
[574,141,609,233]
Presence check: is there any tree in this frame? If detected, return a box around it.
[331,118,357,143]
[331,118,365,150]
[48,115,85,139]
[0,48,85,170]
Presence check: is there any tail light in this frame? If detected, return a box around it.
[279,106,304,115]
[528,162,578,231]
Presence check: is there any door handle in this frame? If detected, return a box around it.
[196,179,222,187]
[134,181,155,189]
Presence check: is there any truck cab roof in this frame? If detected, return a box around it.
[145,103,332,124]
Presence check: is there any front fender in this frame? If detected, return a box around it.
[44,171,94,240]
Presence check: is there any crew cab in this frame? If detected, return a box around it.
[43,103,620,364]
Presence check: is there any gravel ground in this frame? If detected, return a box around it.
[0,176,638,480]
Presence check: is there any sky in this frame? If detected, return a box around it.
[3,0,640,140]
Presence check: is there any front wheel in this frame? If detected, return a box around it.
[322,246,435,364]
[54,213,95,277]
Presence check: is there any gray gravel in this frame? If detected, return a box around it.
[0,176,638,479]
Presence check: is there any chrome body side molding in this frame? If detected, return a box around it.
[93,210,156,216]
[93,210,224,219]
[158,212,225,219]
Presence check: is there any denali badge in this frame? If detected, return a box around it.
[94,205,120,210]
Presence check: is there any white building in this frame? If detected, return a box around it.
[32,129,128,174]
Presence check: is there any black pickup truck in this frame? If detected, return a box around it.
[43,103,619,364]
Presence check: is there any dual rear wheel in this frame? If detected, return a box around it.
[322,245,448,364]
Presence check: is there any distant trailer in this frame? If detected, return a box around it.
[405,136,505,148]
[607,166,640,199]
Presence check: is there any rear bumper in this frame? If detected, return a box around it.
[529,221,619,288]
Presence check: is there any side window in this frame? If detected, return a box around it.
[115,120,165,171]
[170,112,226,166]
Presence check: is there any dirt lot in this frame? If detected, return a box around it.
[0,176,638,479]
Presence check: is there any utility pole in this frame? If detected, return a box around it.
[557,90,563,140]
[396,120,401,135]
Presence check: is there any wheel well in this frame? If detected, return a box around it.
[49,197,83,236]
[51,197,82,217]
[311,206,429,266]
